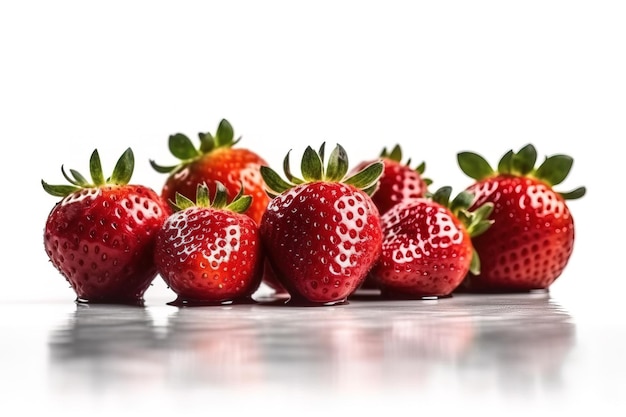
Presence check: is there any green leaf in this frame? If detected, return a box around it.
[228,195,252,213]
[472,202,494,223]
[344,161,383,190]
[497,150,514,174]
[470,219,494,238]
[110,148,134,185]
[469,248,481,275]
[511,144,537,175]
[212,181,229,209]
[534,154,573,186]
[169,133,200,160]
[61,166,87,187]
[318,142,326,164]
[362,182,379,197]
[198,132,216,153]
[301,146,323,182]
[174,192,195,211]
[457,152,494,180]
[69,169,89,186]
[432,186,452,207]
[41,180,80,197]
[260,166,293,195]
[283,150,304,184]
[149,159,178,174]
[215,119,234,147]
[387,144,402,162]
[195,183,210,207]
[450,190,473,213]
[559,186,586,200]
[415,161,426,175]
[325,144,349,182]
[89,149,105,185]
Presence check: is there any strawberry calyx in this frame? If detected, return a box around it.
[457,143,586,200]
[261,143,384,198]
[150,118,240,174]
[170,181,252,214]
[430,186,494,275]
[381,144,432,186]
[42,148,134,197]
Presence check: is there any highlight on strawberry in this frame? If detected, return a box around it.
[456,143,586,293]
[150,118,270,225]
[352,144,431,215]
[42,148,170,304]
[369,186,494,299]
[154,181,263,305]
[259,143,384,306]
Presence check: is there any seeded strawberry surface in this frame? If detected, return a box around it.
[44,185,168,302]
[465,176,575,291]
[353,159,428,215]
[260,182,382,304]
[161,148,269,225]
[154,182,264,303]
[370,198,473,297]
[154,202,263,303]
[151,119,270,225]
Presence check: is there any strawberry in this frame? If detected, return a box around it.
[42,148,169,304]
[150,118,270,225]
[456,144,586,292]
[154,182,263,305]
[259,143,384,305]
[352,144,431,215]
[369,186,493,298]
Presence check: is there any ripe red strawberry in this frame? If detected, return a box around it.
[456,144,586,292]
[352,144,431,215]
[154,182,263,305]
[150,119,270,225]
[369,186,493,298]
[259,143,384,305]
[42,148,169,304]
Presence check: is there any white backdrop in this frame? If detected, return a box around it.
[1,1,623,320]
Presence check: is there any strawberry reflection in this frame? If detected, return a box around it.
[47,293,576,396]
[455,292,577,394]
[161,307,264,386]
[48,303,166,393]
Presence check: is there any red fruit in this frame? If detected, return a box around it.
[154,182,263,305]
[369,186,493,298]
[150,119,270,225]
[259,143,384,305]
[42,148,169,304]
[456,144,586,292]
[352,144,430,215]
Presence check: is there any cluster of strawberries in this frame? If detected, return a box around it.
[42,119,586,306]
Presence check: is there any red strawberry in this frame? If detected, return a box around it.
[369,186,493,298]
[154,182,263,305]
[259,143,384,305]
[352,144,431,215]
[352,144,431,291]
[456,144,586,292]
[150,119,270,225]
[42,148,169,304]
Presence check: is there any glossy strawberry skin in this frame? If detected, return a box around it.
[370,198,473,298]
[154,206,263,303]
[462,176,575,292]
[259,182,383,304]
[353,158,428,215]
[162,148,270,225]
[44,185,169,303]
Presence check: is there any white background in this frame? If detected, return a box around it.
[1,1,624,320]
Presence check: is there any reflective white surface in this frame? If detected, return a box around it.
[3,1,625,415]
[2,290,624,416]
